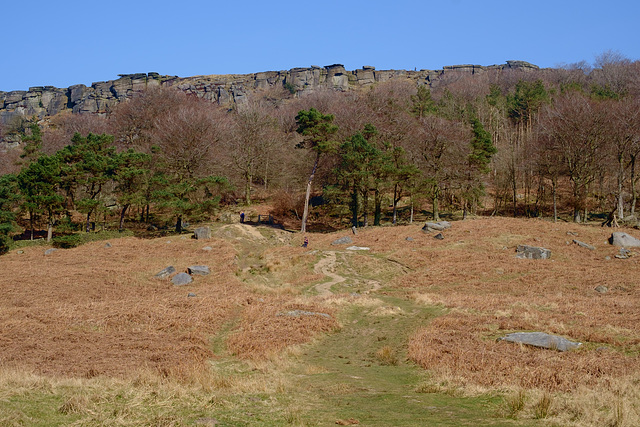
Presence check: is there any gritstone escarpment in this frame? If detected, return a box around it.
[0,60,539,139]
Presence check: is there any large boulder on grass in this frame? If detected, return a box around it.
[332,236,353,245]
[422,221,451,233]
[154,266,176,279]
[193,226,211,240]
[609,232,640,248]
[187,265,210,276]
[516,245,551,259]
[499,332,581,352]
[171,272,193,286]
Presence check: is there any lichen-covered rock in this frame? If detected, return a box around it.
[499,332,581,352]
[516,245,551,259]
[609,232,640,248]
[154,266,176,279]
[171,272,193,286]
[332,236,353,245]
[193,226,211,240]
[187,265,210,276]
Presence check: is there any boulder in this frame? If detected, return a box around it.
[188,265,210,276]
[594,285,608,293]
[515,245,551,259]
[609,232,640,248]
[44,248,57,255]
[332,236,353,245]
[434,233,444,240]
[171,272,193,286]
[422,221,451,232]
[155,266,176,279]
[193,227,211,240]
[346,246,370,251]
[499,332,581,351]
[572,239,595,250]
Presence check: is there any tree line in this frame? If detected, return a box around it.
[1,51,639,253]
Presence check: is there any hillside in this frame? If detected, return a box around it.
[1,217,638,426]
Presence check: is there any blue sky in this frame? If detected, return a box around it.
[2,0,639,92]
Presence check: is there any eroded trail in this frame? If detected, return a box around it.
[312,251,346,296]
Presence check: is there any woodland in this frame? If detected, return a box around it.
[1,51,640,252]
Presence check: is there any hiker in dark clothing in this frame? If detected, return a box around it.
[240,211,245,223]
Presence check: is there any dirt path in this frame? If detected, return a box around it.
[313,251,346,296]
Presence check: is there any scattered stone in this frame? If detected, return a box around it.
[434,233,444,240]
[44,248,57,255]
[187,292,197,297]
[609,232,640,248]
[605,256,611,260]
[332,236,353,245]
[594,285,608,293]
[346,246,370,251]
[515,245,551,259]
[566,231,578,236]
[422,221,452,233]
[352,226,358,235]
[573,239,595,250]
[154,266,176,279]
[104,242,112,248]
[188,265,210,276]
[277,310,331,319]
[615,248,632,259]
[16,250,24,254]
[406,237,414,241]
[193,226,211,240]
[166,240,171,244]
[498,332,581,351]
[202,246,213,251]
[171,272,193,286]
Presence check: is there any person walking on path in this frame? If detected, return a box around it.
[240,211,245,223]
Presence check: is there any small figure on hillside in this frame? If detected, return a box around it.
[302,236,309,248]
[240,211,245,223]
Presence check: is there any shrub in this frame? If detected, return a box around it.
[52,234,82,249]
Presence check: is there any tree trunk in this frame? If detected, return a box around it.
[119,204,129,232]
[245,172,252,206]
[374,189,381,226]
[351,181,359,228]
[301,152,320,233]
[47,215,53,242]
[176,215,183,233]
[392,184,398,225]
[552,176,558,223]
[617,156,625,219]
[362,190,369,227]
[432,189,440,222]
[85,212,91,233]
[631,155,637,216]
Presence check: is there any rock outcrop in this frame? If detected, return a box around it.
[0,61,540,132]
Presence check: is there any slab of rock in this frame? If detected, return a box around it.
[171,272,193,286]
[332,236,353,245]
[615,248,632,259]
[609,232,640,248]
[516,245,551,259]
[277,310,331,319]
[422,221,452,233]
[155,266,176,279]
[193,226,211,240]
[573,239,595,250]
[594,285,608,293]
[499,332,581,351]
[188,265,210,276]
[346,246,370,251]
[44,248,57,255]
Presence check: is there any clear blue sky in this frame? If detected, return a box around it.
[2,0,639,92]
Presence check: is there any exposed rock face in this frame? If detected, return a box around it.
[499,332,581,352]
[0,61,540,131]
